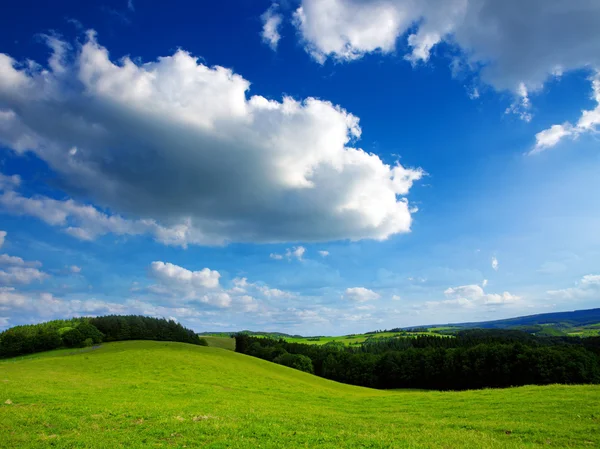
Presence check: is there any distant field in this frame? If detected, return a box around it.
[202,335,235,350]
[204,330,446,346]
[1,341,599,448]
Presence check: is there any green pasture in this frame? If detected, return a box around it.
[1,341,599,448]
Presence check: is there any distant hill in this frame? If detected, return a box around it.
[446,307,600,329]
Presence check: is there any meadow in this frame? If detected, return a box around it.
[204,330,445,346]
[1,340,599,448]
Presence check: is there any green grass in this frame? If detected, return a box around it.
[1,341,598,448]
[265,331,445,346]
[202,336,235,350]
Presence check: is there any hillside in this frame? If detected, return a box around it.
[1,341,599,448]
[449,308,600,329]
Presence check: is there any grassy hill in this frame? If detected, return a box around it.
[1,341,599,448]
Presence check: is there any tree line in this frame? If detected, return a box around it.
[0,315,207,359]
[235,330,600,390]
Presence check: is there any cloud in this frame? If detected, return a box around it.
[149,261,220,289]
[127,0,134,12]
[345,287,380,302]
[287,246,305,260]
[0,173,20,191]
[0,266,48,285]
[293,0,600,92]
[261,3,283,51]
[392,294,401,300]
[0,32,422,246]
[547,274,600,300]
[0,254,42,268]
[271,246,306,261]
[530,72,600,154]
[318,250,329,257]
[481,279,488,287]
[70,265,82,274]
[491,256,499,271]
[0,177,216,247]
[427,284,520,308]
[0,317,9,328]
[0,230,5,248]
[504,83,532,122]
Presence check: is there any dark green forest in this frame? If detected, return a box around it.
[0,315,206,358]
[235,330,600,390]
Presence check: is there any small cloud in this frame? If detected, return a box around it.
[286,246,305,260]
[261,3,283,51]
[482,279,488,287]
[272,246,305,261]
[505,82,532,122]
[318,250,329,257]
[127,0,135,12]
[70,265,82,274]
[345,287,380,302]
[491,256,499,271]
[392,294,401,301]
[0,231,6,248]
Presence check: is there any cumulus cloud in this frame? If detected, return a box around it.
[547,274,600,300]
[491,256,499,271]
[0,176,218,247]
[150,261,221,289]
[0,254,42,268]
[293,0,600,92]
[318,250,329,257]
[70,265,82,273]
[0,32,422,246]
[261,3,283,51]
[530,72,600,154]
[345,287,380,302]
[427,284,520,308]
[0,230,5,248]
[147,261,298,310]
[0,266,48,285]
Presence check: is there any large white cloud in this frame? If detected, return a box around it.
[0,32,422,246]
[294,0,600,91]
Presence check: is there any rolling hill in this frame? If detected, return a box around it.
[1,340,599,448]
[446,307,600,329]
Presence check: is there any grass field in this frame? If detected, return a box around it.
[1,341,599,448]
[204,330,445,346]
[202,336,235,351]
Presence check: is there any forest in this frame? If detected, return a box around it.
[0,315,206,358]
[235,330,600,390]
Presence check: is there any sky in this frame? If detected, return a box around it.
[0,0,599,335]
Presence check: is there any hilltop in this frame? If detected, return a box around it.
[1,340,599,448]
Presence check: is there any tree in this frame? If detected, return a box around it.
[274,353,314,374]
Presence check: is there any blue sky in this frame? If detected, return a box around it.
[0,0,599,334]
